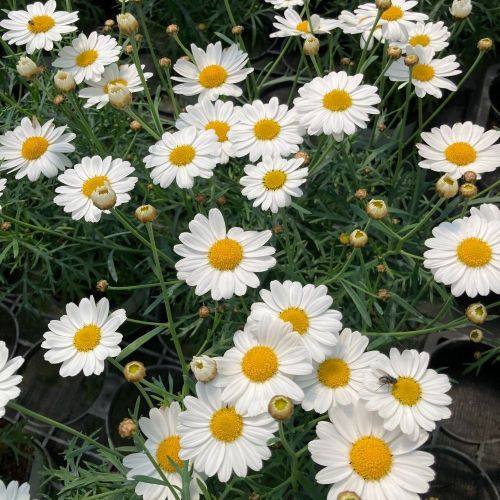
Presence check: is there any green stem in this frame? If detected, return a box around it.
[278,423,299,492]
[356,9,382,72]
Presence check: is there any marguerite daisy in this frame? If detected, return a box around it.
[293,71,380,141]
[123,403,201,500]
[0,178,6,197]
[386,45,461,98]
[53,31,121,84]
[240,155,308,213]
[215,318,312,416]
[417,122,500,179]
[423,212,500,297]
[0,480,30,500]
[144,126,219,189]
[309,401,435,499]
[397,21,450,52]
[296,329,378,413]
[229,97,304,161]
[174,208,276,300]
[54,156,137,223]
[178,382,278,482]
[42,296,126,377]
[78,63,153,109]
[175,100,240,164]
[0,117,75,181]
[469,203,500,222]
[172,42,253,101]
[354,0,428,42]
[0,341,24,418]
[0,0,78,54]
[336,10,385,49]
[361,348,452,441]
[269,8,337,38]
[248,280,342,362]
[265,0,304,9]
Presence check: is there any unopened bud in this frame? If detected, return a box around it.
[436,174,458,198]
[477,38,494,52]
[91,182,117,210]
[1,222,12,232]
[387,46,402,59]
[337,492,361,500]
[469,329,484,344]
[377,122,386,132]
[54,70,76,92]
[355,188,367,200]
[377,288,391,301]
[135,34,143,42]
[104,19,115,27]
[190,355,217,383]
[159,57,171,67]
[232,25,244,35]
[304,35,320,56]
[197,23,206,31]
[340,57,352,66]
[166,24,179,35]
[194,193,207,204]
[135,204,158,223]
[376,263,386,273]
[16,56,40,79]
[268,395,294,421]
[366,199,388,220]
[375,0,392,10]
[459,182,477,198]
[117,13,139,35]
[130,120,141,131]
[108,83,132,109]
[123,361,146,382]
[118,418,137,438]
[53,94,65,106]
[339,232,350,245]
[466,303,487,325]
[463,171,477,183]
[274,224,284,235]
[216,195,227,206]
[96,279,109,292]
[450,0,472,20]
[473,350,481,360]
[198,305,210,318]
[125,44,134,55]
[349,229,368,248]
[404,54,419,67]
[294,151,310,165]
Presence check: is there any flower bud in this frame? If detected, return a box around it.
[159,57,171,67]
[477,38,494,52]
[377,288,391,301]
[459,182,477,198]
[387,46,402,59]
[54,70,76,92]
[450,0,472,19]
[436,174,458,198]
[1,222,12,232]
[463,170,477,183]
[135,204,158,223]
[104,19,115,27]
[294,151,310,165]
[376,263,386,273]
[473,350,481,360]
[190,355,217,383]
[337,492,361,500]
[377,122,386,132]
[118,418,137,438]
[197,23,206,31]
[466,303,487,325]
[216,195,227,206]
[366,199,388,220]
[91,182,117,210]
[125,44,134,55]
[135,34,143,42]
[404,54,419,67]
[355,188,367,200]
[117,13,139,35]
[375,0,392,10]
[108,83,132,109]
[198,305,210,318]
[53,94,65,106]
[96,279,109,292]
[304,35,320,56]
[469,329,484,344]
[166,24,179,35]
[273,224,284,235]
[124,361,146,383]
[194,193,207,204]
[340,57,352,66]
[349,229,368,248]
[268,395,294,421]
[232,25,244,35]
[16,56,39,79]
[339,233,350,245]
[130,120,142,132]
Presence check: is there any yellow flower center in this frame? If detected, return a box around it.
[253,119,281,141]
[381,6,404,21]
[82,175,109,198]
[391,376,422,406]
[208,238,244,271]
[444,142,477,166]
[76,49,99,68]
[73,324,101,352]
[349,436,393,481]
[28,15,55,33]
[198,64,228,88]
[209,407,244,442]
[317,358,351,388]
[279,307,309,334]
[169,145,196,166]
[456,237,493,268]
[103,78,128,94]
[412,64,435,82]
[322,90,353,112]
[409,34,431,47]
[295,20,310,33]
[21,136,49,160]
[156,435,183,473]
[263,170,287,190]
[241,345,279,382]
[205,120,230,142]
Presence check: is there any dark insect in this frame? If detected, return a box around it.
[378,375,397,391]
[28,19,34,24]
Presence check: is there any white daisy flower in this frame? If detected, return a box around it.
[172,42,253,102]
[0,341,24,418]
[296,329,378,413]
[42,296,126,377]
[354,0,428,42]
[178,382,278,482]
[248,280,342,362]
[52,31,121,84]
[78,63,153,109]
[54,156,137,223]
[423,213,500,297]
[229,97,304,162]
[469,203,500,222]
[175,100,240,164]
[0,178,6,197]
[269,8,338,39]
[215,318,312,416]
[174,208,276,300]
[336,10,385,49]
[123,403,201,500]
[240,155,308,213]
[309,401,435,499]
[0,117,75,181]
[396,21,450,52]
[361,348,452,441]
[144,126,219,189]
[265,0,304,9]
[417,122,500,180]
[0,480,30,500]
[386,45,461,99]
[293,71,380,141]
[0,0,78,55]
